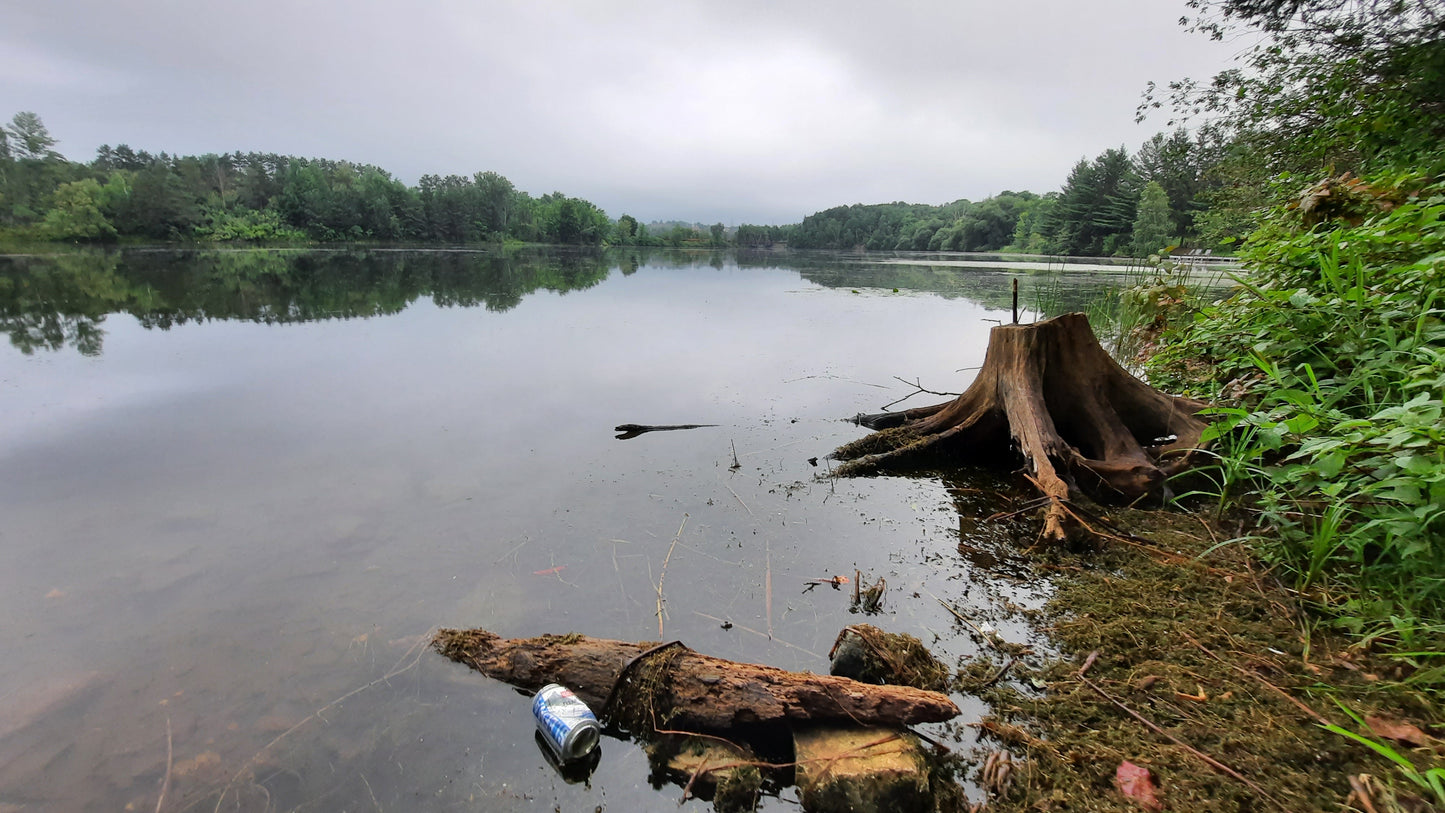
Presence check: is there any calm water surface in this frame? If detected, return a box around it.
[0,248,1122,811]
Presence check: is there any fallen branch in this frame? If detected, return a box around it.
[1182,633,1333,727]
[1078,666,1284,809]
[432,628,959,733]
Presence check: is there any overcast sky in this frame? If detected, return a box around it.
[2,1,1240,224]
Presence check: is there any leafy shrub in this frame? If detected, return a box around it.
[1149,175,1445,646]
[195,205,308,242]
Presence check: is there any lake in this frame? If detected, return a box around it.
[0,247,1132,812]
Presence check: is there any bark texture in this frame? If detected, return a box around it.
[433,628,958,732]
[834,313,1208,541]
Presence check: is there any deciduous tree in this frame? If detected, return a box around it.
[1131,181,1175,256]
[42,179,116,241]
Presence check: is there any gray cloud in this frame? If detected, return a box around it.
[1,0,1237,224]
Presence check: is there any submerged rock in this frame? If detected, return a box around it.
[828,624,949,692]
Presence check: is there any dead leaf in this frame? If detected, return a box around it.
[1365,716,1434,747]
[1116,761,1163,811]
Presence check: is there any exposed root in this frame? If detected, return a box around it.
[831,426,924,468]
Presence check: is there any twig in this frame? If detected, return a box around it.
[725,484,752,515]
[1197,515,1221,546]
[691,612,819,657]
[1079,671,1284,808]
[360,772,382,812]
[492,536,531,565]
[1056,499,1154,544]
[764,545,773,640]
[880,376,962,411]
[931,593,1005,652]
[984,496,1053,522]
[155,715,172,813]
[1064,500,1243,575]
[656,514,688,638]
[782,373,891,389]
[1348,775,1382,813]
[651,722,753,753]
[1181,633,1332,726]
[679,754,715,803]
[980,658,1017,689]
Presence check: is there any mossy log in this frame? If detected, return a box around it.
[433,628,958,732]
[833,313,1208,542]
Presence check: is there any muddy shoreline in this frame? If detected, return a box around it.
[964,503,1440,812]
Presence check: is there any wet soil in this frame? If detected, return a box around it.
[962,504,1442,812]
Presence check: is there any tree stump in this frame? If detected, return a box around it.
[833,312,1208,542]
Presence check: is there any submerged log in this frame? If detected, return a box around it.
[614,423,718,439]
[834,312,1208,542]
[433,628,958,732]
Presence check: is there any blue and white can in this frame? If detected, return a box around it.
[532,683,601,762]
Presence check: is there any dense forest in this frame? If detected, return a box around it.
[0,121,661,247]
[787,129,1214,255]
[1,111,1215,258]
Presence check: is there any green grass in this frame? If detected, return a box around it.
[1145,173,1445,681]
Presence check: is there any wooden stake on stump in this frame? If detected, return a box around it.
[835,312,1208,542]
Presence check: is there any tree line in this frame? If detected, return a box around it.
[0,112,1239,258]
[0,120,632,246]
[788,127,1218,257]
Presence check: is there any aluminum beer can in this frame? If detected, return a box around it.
[532,683,601,762]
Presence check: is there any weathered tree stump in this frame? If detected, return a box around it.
[433,628,959,733]
[833,312,1208,542]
